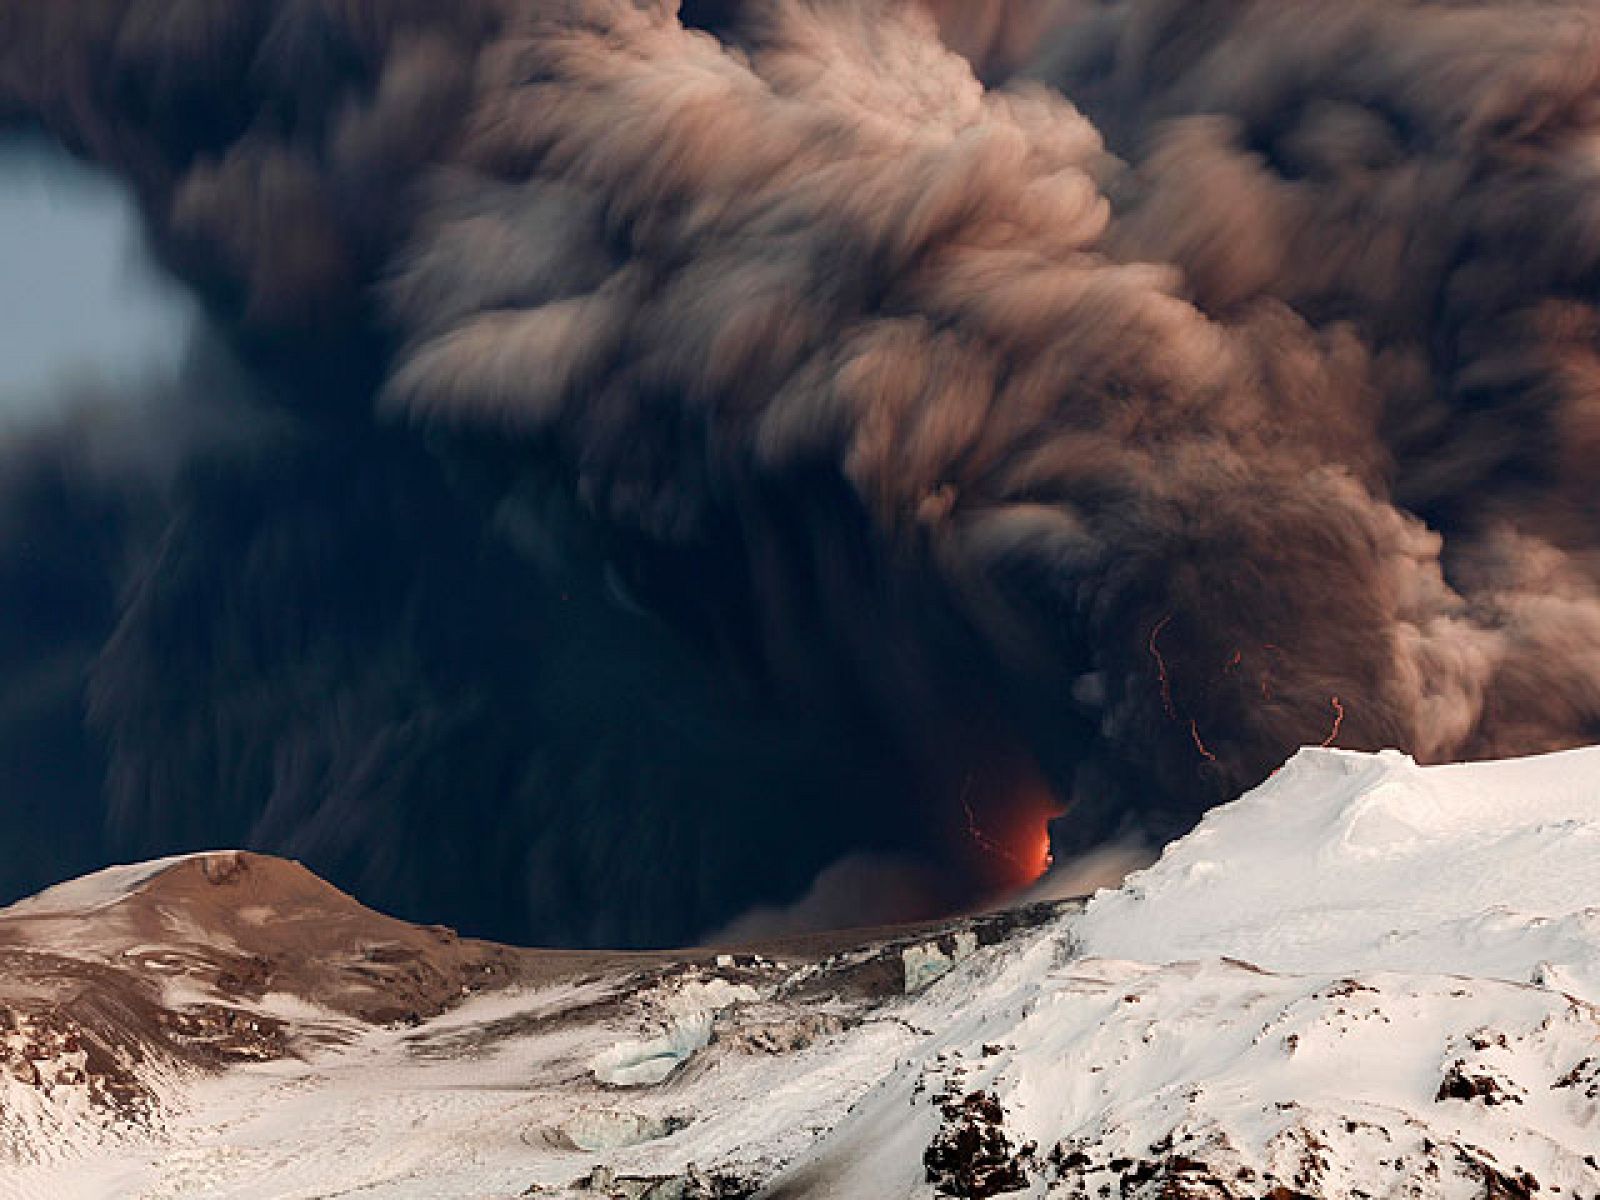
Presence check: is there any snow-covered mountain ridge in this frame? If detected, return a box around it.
[3,747,1598,1199]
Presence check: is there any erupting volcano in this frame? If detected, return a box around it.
[1,0,1599,947]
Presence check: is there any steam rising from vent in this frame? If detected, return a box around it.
[1,0,1598,946]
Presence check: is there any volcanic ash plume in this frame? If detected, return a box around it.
[1,0,1598,944]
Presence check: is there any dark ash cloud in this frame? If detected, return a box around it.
[1,0,1597,945]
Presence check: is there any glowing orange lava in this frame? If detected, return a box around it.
[958,769,1060,891]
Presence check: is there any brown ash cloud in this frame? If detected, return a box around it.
[1,0,1597,944]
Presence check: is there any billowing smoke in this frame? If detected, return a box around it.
[1,0,1597,945]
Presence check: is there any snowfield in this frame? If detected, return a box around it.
[782,748,1600,1198]
[2,747,1598,1199]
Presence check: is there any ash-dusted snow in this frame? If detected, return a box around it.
[3,747,1599,1198]
[590,979,761,1086]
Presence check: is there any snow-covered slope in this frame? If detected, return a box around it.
[3,748,1599,1199]
[1082,746,1600,991]
[781,747,1600,1198]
